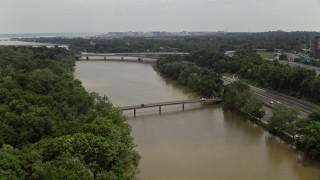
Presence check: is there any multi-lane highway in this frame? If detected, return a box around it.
[222,76,320,117]
[278,60,320,75]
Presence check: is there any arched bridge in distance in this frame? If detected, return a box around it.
[76,52,190,62]
[120,98,223,116]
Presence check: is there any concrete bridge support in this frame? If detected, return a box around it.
[159,106,162,113]
[104,56,106,60]
[182,103,185,110]
[86,57,89,60]
[121,57,124,61]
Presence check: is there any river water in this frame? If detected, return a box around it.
[74,61,320,180]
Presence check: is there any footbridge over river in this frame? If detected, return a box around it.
[120,98,222,115]
[76,52,190,62]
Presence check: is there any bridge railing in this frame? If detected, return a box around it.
[120,98,222,111]
[76,52,190,57]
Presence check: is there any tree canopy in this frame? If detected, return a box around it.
[267,105,320,161]
[187,49,320,103]
[223,81,265,119]
[16,31,318,53]
[0,46,139,179]
[156,56,223,98]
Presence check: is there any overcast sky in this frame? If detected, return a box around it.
[0,0,319,33]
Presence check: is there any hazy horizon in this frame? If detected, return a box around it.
[0,30,319,35]
[1,0,319,34]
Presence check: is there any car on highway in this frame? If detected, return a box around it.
[269,101,274,104]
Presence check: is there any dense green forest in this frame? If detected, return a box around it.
[267,104,320,161]
[223,81,265,119]
[16,31,318,53]
[156,56,224,98]
[0,46,139,179]
[157,54,320,161]
[187,49,320,103]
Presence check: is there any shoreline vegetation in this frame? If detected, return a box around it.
[156,55,320,161]
[0,46,140,179]
[155,56,224,98]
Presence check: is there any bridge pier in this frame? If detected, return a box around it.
[104,56,106,60]
[138,57,143,61]
[86,57,89,60]
[159,106,161,113]
[182,103,184,110]
[121,57,124,61]
[134,109,136,116]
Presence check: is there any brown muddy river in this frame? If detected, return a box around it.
[74,60,320,180]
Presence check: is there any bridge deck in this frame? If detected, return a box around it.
[120,98,222,111]
[76,52,190,58]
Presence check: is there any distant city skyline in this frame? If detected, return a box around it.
[0,0,319,34]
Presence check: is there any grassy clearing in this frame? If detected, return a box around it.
[222,72,233,78]
[257,50,275,59]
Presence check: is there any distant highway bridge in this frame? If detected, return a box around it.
[76,52,190,62]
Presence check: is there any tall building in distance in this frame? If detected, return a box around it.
[310,36,320,59]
